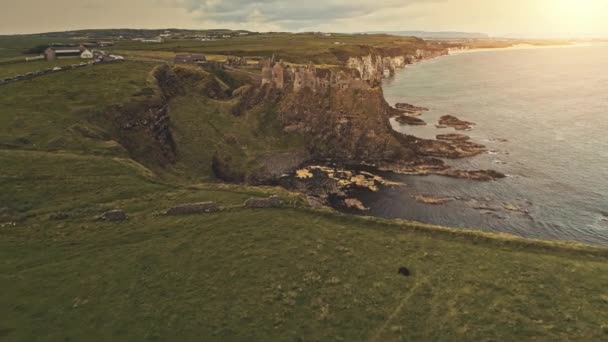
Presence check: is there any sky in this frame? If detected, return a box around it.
[1,0,608,37]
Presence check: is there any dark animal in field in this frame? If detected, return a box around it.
[398,267,411,277]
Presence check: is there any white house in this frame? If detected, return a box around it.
[80,49,93,59]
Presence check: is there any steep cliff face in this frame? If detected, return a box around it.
[346,55,407,81]
[250,48,450,164]
[345,49,448,81]
[278,83,413,162]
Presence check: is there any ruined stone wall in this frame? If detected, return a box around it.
[260,61,373,94]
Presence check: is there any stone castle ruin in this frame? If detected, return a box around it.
[259,48,447,94]
[260,59,371,94]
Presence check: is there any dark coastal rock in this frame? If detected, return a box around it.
[99,209,128,221]
[439,115,475,130]
[244,195,284,208]
[164,202,220,215]
[251,150,310,184]
[344,198,369,211]
[306,196,326,209]
[395,114,426,126]
[378,158,450,175]
[414,195,453,205]
[436,133,470,141]
[394,103,429,113]
[279,165,404,211]
[443,169,506,181]
[413,138,486,158]
[380,159,504,181]
[455,141,487,153]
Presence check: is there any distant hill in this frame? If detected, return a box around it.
[0,28,255,39]
[366,31,489,39]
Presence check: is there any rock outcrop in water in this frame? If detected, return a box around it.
[436,133,470,141]
[395,114,427,126]
[395,103,430,113]
[439,115,475,130]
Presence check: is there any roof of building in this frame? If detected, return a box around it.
[46,47,82,53]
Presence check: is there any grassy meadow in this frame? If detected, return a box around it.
[0,36,74,59]
[1,34,608,341]
[0,59,81,79]
[108,33,426,64]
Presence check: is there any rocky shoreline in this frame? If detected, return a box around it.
[206,48,507,212]
[266,51,507,212]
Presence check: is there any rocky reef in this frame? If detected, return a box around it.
[395,102,430,114]
[436,133,470,141]
[439,115,475,130]
[395,114,426,126]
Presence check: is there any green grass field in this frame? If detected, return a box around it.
[0,59,81,79]
[0,36,74,59]
[2,154,607,340]
[1,35,608,341]
[108,33,426,64]
[0,61,156,154]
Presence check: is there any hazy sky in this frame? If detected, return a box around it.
[2,0,608,37]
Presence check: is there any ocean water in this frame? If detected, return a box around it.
[369,44,608,245]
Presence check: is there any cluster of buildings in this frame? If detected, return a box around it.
[226,57,248,67]
[173,54,249,68]
[132,37,165,43]
[43,46,123,62]
[174,54,206,64]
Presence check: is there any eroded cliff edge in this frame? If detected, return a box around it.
[229,47,501,181]
[110,45,503,195]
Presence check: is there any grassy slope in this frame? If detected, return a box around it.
[0,61,156,154]
[1,183,607,340]
[169,93,305,181]
[1,40,608,341]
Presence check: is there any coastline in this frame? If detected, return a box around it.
[279,47,509,222]
[372,42,608,246]
[448,41,606,55]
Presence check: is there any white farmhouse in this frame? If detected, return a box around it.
[80,49,93,59]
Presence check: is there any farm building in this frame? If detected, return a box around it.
[44,47,80,60]
[174,54,207,64]
[80,49,93,59]
[44,47,93,61]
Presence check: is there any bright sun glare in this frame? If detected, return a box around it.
[548,0,605,29]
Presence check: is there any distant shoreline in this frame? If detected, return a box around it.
[449,42,607,55]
